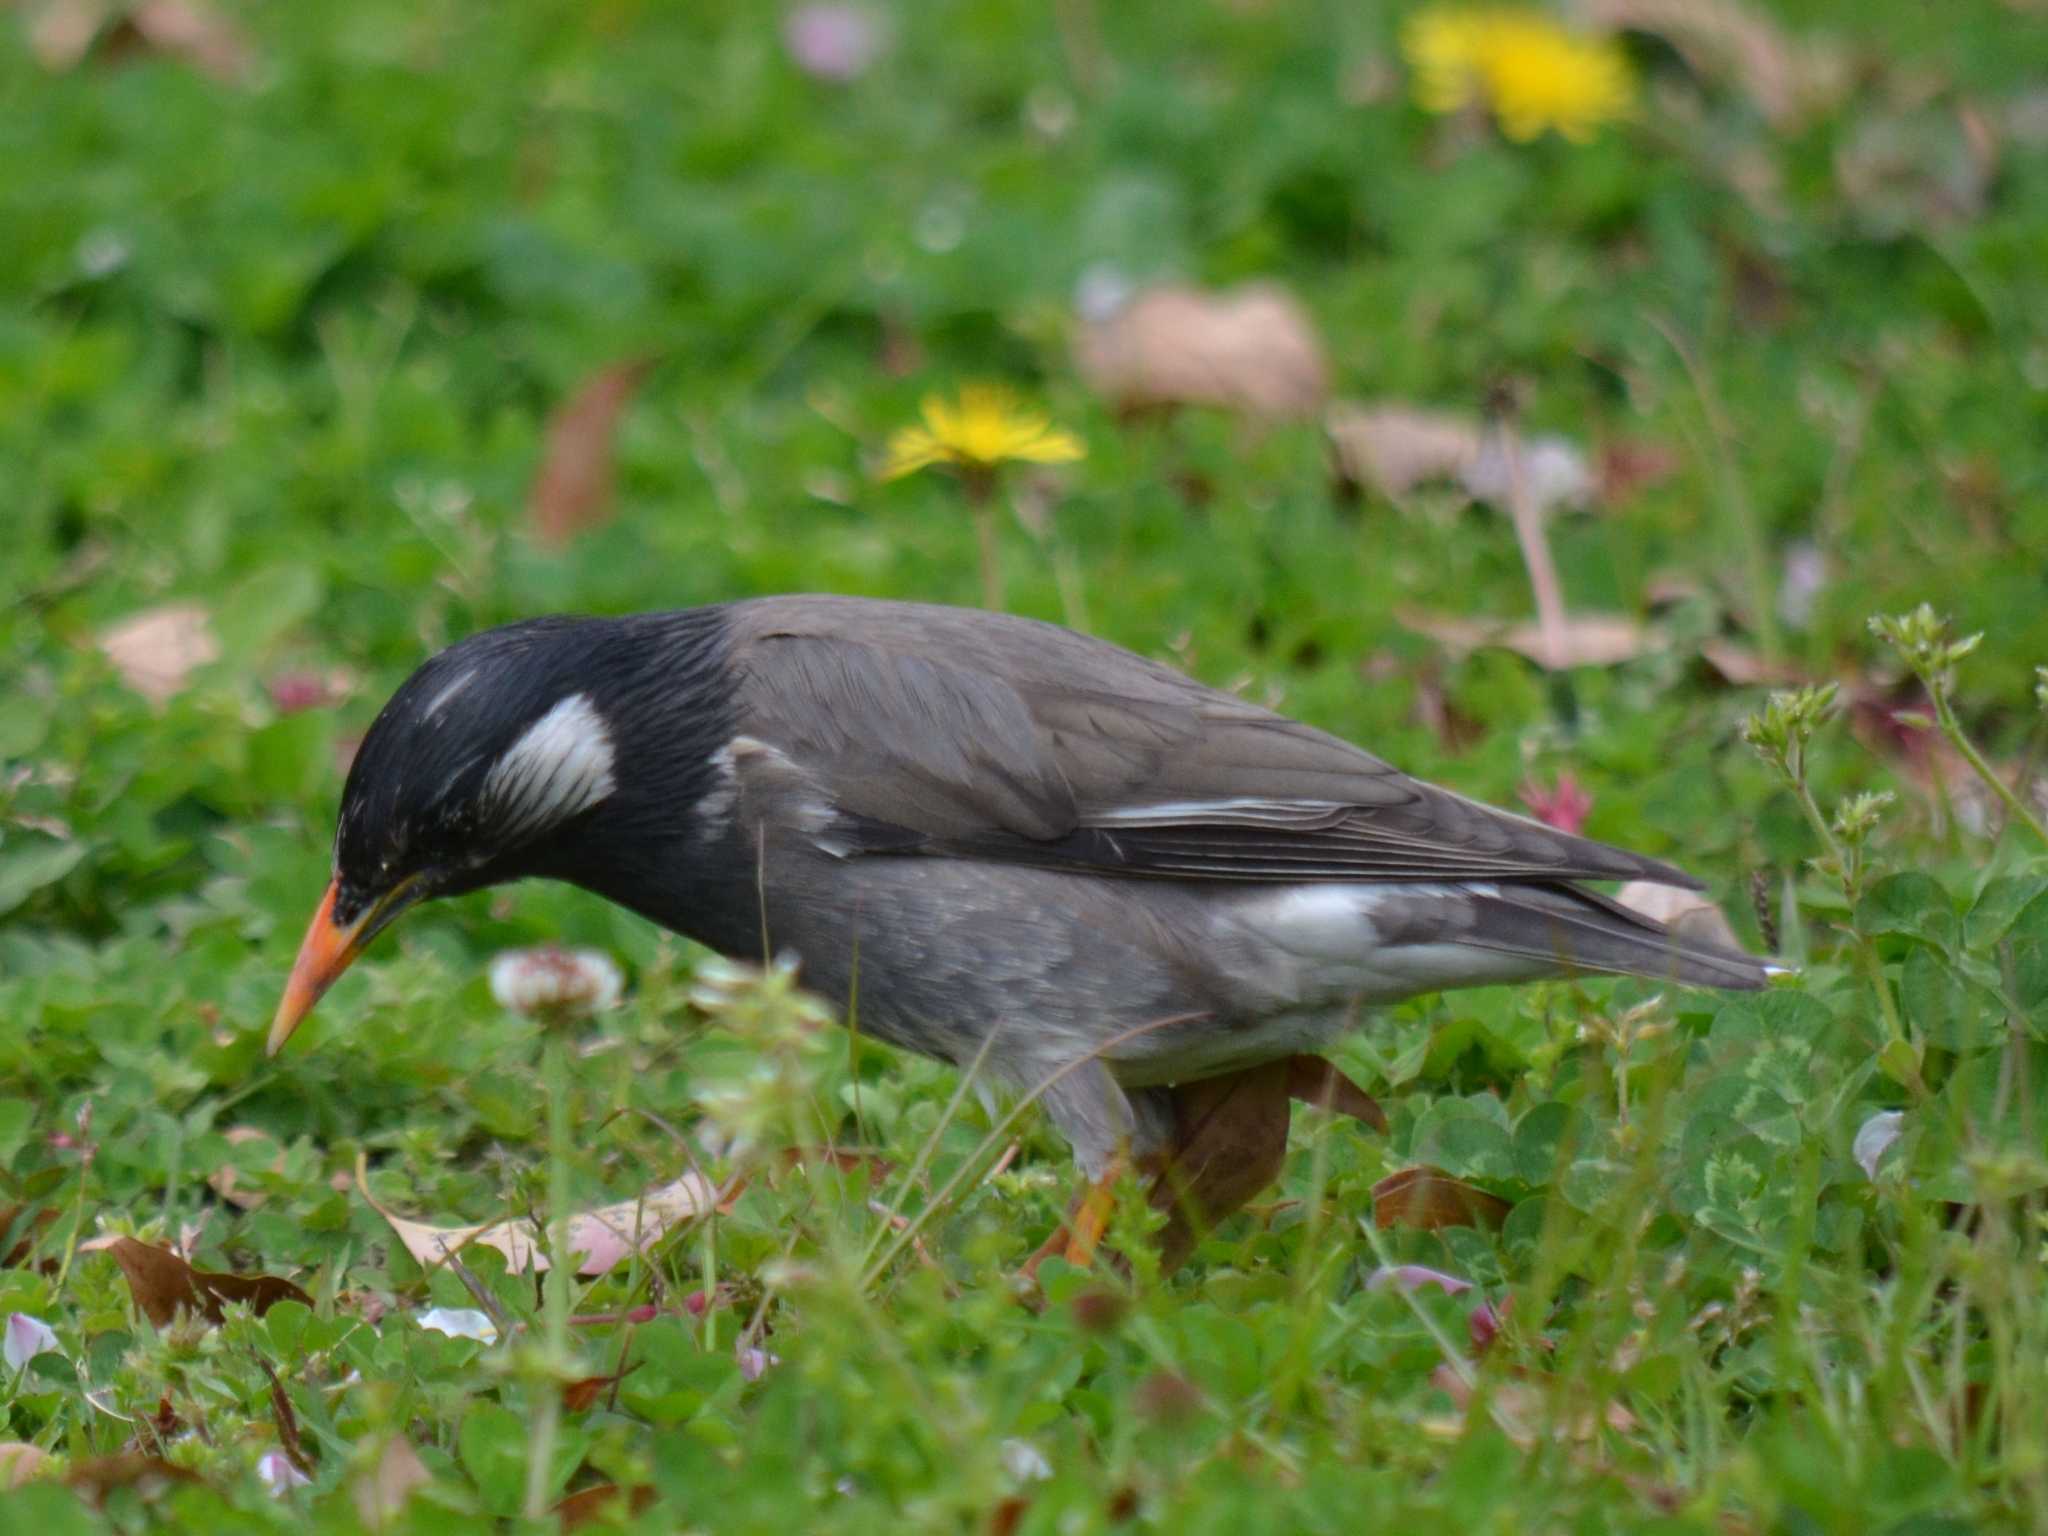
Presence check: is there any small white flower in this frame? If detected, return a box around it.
[781,4,885,82]
[736,1344,781,1382]
[1000,1437,1053,1483]
[256,1449,311,1495]
[1854,1110,1905,1180]
[1366,1264,1473,1296]
[416,1307,499,1343]
[4,1313,59,1372]
[487,946,623,1018]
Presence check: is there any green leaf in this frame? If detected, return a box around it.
[1964,876,2048,951]
[0,836,85,918]
[0,1099,31,1166]
[1409,1097,1516,1183]
[459,1401,587,1516]
[1856,872,1959,951]
[1898,945,2001,1051]
[1511,1101,1575,1185]
[0,695,50,759]
[212,565,324,660]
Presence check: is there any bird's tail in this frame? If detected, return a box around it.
[1459,882,1778,991]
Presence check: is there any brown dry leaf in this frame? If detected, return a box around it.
[99,603,220,708]
[556,1483,658,1529]
[1697,638,1805,688]
[1430,1364,1639,1447]
[1613,881,1745,952]
[1326,402,1590,516]
[1371,1167,1511,1231]
[1,1204,58,1269]
[356,1157,714,1276]
[529,358,656,547]
[1595,436,1682,507]
[1074,282,1330,421]
[1837,107,1999,236]
[0,1442,53,1489]
[28,0,253,82]
[1396,606,1656,670]
[1145,1060,1294,1271]
[354,1436,431,1529]
[91,1235,310,1326]
[207,1127,286,1211]
[65,1452,202,1505]
[1284,1055,1389,1134]
[1327,402,1481,500]
[561,1361,641,1413]
[255,1353,315,1478]
[1580,0,1841,127]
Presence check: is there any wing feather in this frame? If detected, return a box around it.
[729,597,1698,889]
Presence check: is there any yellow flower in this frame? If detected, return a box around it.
[1402,6,1633,144]
[878,385,1085,482]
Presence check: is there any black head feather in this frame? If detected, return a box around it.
[331,610,737,925]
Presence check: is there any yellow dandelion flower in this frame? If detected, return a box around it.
[879,384,1085,483]
[1401,6,1633,144]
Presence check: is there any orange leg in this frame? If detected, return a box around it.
[1062,1170,1120,1267]
[1020,1158,1126,1282]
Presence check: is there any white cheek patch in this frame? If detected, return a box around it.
[482,693,617,839]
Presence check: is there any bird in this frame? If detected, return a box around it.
[269,595,1774,1271]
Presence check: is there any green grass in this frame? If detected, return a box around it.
[4,0,2048,1529]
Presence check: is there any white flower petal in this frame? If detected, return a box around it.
[256,1449,311,1495]
[1000,1437,1053,1483]
[416,1307,499,1343]
[4,1313,60,1373]
[1854,1110,1905,1180]
[487,946,623,1018]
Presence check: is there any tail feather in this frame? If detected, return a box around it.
[1458,883,1775,991]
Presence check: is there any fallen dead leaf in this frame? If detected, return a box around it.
[1613,882,1745,952]
[1144,1060,1294,1271]
[1697,638,1805,688]
[1429,1364,1639,1447]
[1837,106,1998,236]
[65,1452,202,1506]
[28,0,254,82]
[356,1156,714,1276]
[1595,436,1682,507]
[1371,1167,1511,1232]
[556,1482,658,1529]
[1327,402,1481,500]
[561,1361,641,1413]
[1283,1055,1389,1134]
[255,1353,315,1479]
[1581,0,1841,127]
[0,1204,58,1270]
[0,1442,52,1489]
[1074,281,1330,421]
[354,1436,431,1529]
[1396,606,1657,670]
[99,604,220,708]
[529,358,656,547]
[89,1235,310,1326]
[1325,401,1590,517]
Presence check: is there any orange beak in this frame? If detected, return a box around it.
[266,876,419,1055]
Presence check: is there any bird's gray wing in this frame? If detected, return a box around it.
[727,596,1698,889]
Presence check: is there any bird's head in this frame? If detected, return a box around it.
[268,617,635,1054]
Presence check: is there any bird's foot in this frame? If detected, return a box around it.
[1019,1163,1123,1283]
[1020,1054,1386,1285]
